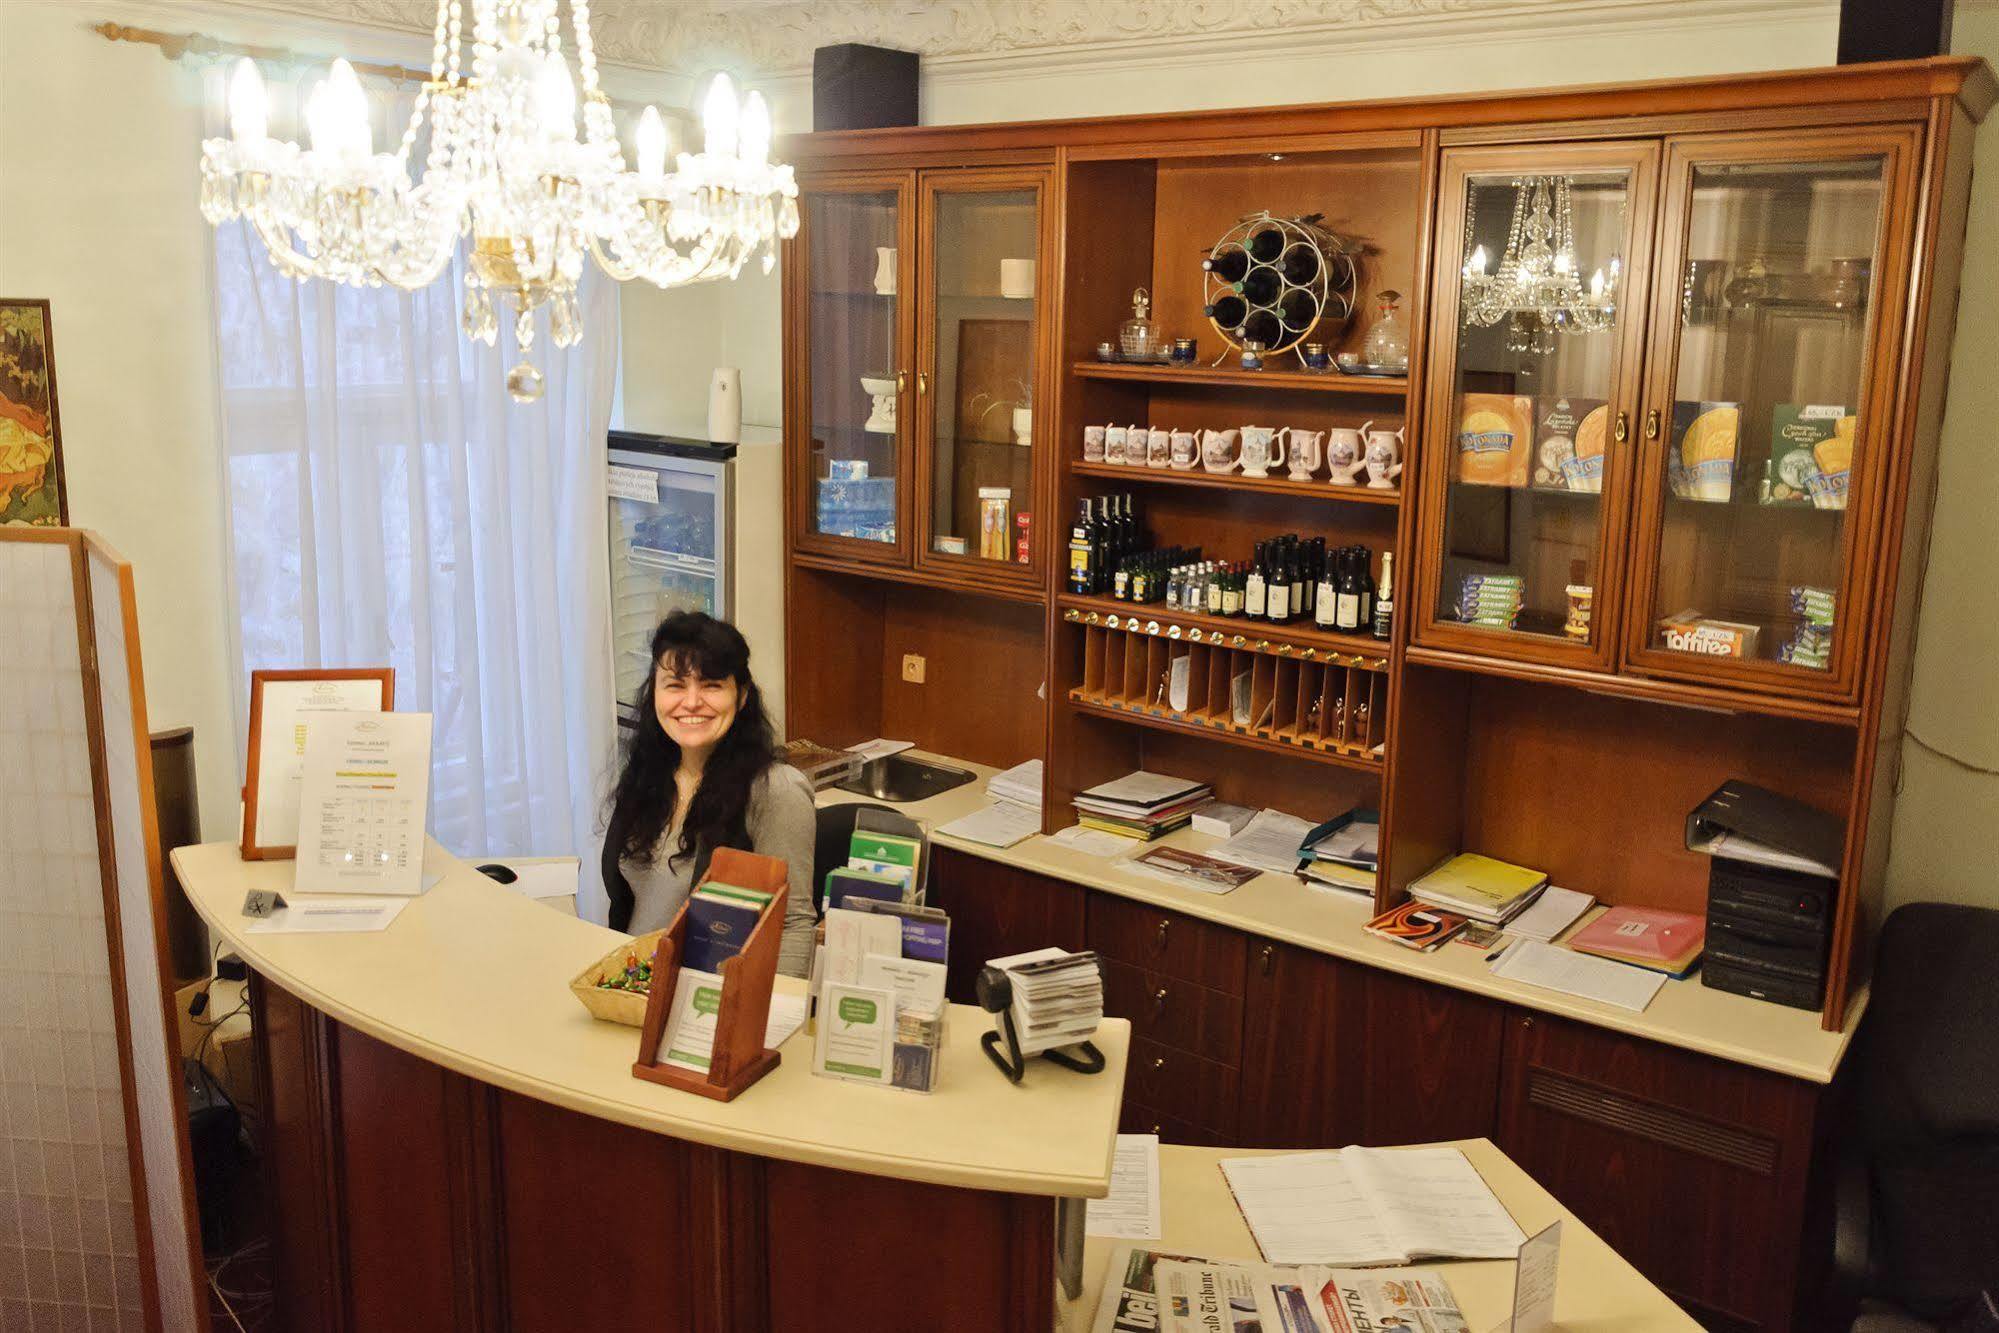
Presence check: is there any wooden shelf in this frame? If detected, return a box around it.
[1067,691,1385,774]
[1072,361,1410,395]
[1403,643,1861,726]
[1058,593,1388,661]
[1071,460,1401,506]
[794,550,1048,606]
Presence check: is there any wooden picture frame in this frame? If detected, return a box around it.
[242,667,396,860]
[0,297,67,526]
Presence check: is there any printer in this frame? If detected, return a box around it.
[1685,781,1843,1010]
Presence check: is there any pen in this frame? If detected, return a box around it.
[1485,941,1513,964]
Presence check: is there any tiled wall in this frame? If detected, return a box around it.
[0,539,147,1331]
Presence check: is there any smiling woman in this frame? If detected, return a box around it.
[601,611,819,975]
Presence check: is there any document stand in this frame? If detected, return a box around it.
[974,966,1106,1085]
[632,848,789,1102]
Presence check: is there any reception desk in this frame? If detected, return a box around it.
[172,841,1130,1332]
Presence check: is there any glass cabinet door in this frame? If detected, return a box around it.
[915,168,1048,587]
[1416,144,1660,670]
[1624,131,1916,697]
[795,174,913,563]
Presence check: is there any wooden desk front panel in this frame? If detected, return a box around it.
[251,973,1058,1333]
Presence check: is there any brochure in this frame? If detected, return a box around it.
[658,968,727,1072]
[1125,845,1261,895]
[814,981,894,1084]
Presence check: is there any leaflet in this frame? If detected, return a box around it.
[814,982,893,1084]
[252,680,388,849]
[1086,1134,1161,1241]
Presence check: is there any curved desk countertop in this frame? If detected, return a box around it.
[172,839,1129,1198]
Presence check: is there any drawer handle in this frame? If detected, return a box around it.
[1151,987,1169,1016]
[1155,918,1171,948]
[1150,1123,1162,1135]
[1259,944,1273,976]
[1151,1057,1165,1072]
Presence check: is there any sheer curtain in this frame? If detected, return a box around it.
[206,70,620,919]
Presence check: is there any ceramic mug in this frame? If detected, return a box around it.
[1083,425,1106,463]
[1200,429,1241,474]
[1104,424,1129,465]
[1364,425,1405,490]
[1121,423,1148,465]
[1146,427,1172,468]
[1239,425,1288,479]
[1000,258,1036,299]
[1287,429,1325,481]
[1169,429,1200,470]
[1327,425,1366,486]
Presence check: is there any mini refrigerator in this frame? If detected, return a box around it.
[607,430,736,726]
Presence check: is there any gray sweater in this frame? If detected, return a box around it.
[621,765,819,978]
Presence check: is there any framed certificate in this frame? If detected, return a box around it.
[241,668,395,860]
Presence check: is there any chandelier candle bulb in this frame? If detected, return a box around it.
[741,92,772,168]
[704,72,740,158]
[228,58,267,144]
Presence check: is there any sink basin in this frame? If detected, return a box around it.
[833,753,977,804]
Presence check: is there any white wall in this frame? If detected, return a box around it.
[0,2,240,841]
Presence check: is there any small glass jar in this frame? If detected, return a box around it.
[1301,342,1331,372]
[1240,340,1265,372]
[1171,337,1198,365]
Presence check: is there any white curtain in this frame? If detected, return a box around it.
[206,69,620,919]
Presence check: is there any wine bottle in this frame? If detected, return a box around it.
[1239,267,1282,307]
[1373,551,1394,641]
[1204,245,1250,283]
[1067,499,1095,595]
[1280,242,1321,286]
[1268,543,1292,623]
[1288,539,1310,622]
[1245,544,1268,619]
[1205,294,1248,331]
[1222,564,1243,616]
[1357,547,1376,628]
[1335,548,1362,631]
[1246,222,1285,264]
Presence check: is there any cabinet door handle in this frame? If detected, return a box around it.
[1613,410,1629,445]
[1259,944,1273,976]
[1645,408,1661,441]
[1151,1057,1166,1071]
[917,371,930,396]
[894,370,906,394]
[1155,918,1171,948]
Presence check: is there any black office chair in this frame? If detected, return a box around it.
[811,802,921,916]
[1838,903,1999,1332]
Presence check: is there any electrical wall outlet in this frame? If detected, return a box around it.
[901,653,926,684]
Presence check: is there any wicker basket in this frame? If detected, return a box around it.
[569,929,667,1027]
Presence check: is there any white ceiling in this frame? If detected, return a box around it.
[132,0,1724,78]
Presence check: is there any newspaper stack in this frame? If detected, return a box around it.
[1455,572,1523,629]
[989,947,1102,1057]
[985,758,1043,807]
[1090,1244,1470,1333]
[1778,584,1834,670]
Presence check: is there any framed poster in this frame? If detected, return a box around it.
[0,298,66,526]
[242,668,395,860]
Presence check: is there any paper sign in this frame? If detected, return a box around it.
[814,982,893,1084]
[294,712,432,896]
[607,463,660,504]
[252,677,388,848]
[1506,1220,1562,1333]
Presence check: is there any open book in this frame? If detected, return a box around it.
[1218,1147,1525,1266]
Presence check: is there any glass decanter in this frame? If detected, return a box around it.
[1118,287,1162,361]
[1361,290,1410,371]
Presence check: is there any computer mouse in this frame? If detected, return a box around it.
[474,863,518,884]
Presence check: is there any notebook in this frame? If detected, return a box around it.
[1219,1146,1525,1267]
[1408,853,1548,923]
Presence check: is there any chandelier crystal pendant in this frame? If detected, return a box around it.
[1459,175,1619,355]
[198,0,800,402]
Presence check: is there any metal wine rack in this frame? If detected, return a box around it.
[1201,210,1359,358]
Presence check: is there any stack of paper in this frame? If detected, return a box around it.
[1490,938,1667,1012]
[1568,905,1705,976]
[1219,1146,1525,1267]
[1208,809,1316,876]
[1094,1244,1470,1333]
[1072,771,1212,841]
[1504,885,1595,942]
[989,946,1103,1056]
[985,758,1043,807]
[1296,809,1381,896]
[1123,846,1259,895]
[1409,852,1548,925]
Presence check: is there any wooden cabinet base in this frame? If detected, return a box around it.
[250,974,1058,1333]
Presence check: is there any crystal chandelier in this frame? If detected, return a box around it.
[1459,175,1618,355]
[198,0,799,403]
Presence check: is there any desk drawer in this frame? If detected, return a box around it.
[1120,1100,1227,1148]
[1129,1038,1238,1140]
[1088,895,1247,993]
[1101,959,1243,1066]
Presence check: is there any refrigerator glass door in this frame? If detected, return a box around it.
[608,451,731,720]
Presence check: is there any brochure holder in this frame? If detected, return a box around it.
[632,847,789,1102]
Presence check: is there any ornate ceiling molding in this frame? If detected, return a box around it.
[125,0,1837,78]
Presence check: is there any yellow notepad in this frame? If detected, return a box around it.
[1409,853,1547,913]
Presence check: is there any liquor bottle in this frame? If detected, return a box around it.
[1222,564,1243,616]
[1112,547,1131,601]
[1373,551,1394,641]
[1315,545,1340,628]
[1206,562,1225,616]
[1244,544,1268,619]
[1268,542,1292,623]
[1203,245,1250,284]
[1335,548,1362,631]
[1356,547,1376,628]
[1289,539,1310,622]
[1068,499,1096,595]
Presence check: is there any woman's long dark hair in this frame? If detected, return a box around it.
[602,612,778,931]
